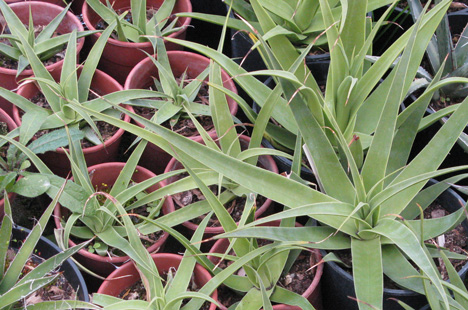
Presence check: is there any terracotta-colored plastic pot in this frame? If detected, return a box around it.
[98,253,218,310]
[0,1,84,117]
[82,0,192,84]
[5,0,65,6]
[125,51,239,174]
[0,108,18,219]
[208,220,323,310]
[54,162,175,276]
[13,67,132,177]
[163,135,277,239]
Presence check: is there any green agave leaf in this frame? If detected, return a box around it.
[382,245,424,294]
[18,110,49,146]
[0,276,58,309]
[0,193,12,282]
[24,300,100,310]
[0,43,21,60]
[352,237,383,310]
[368,219,449,309]
[270,286,315,309]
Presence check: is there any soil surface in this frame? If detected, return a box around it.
[172,184,267,227]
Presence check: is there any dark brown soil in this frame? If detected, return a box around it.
[278,251,315,294]
[172,186,267,227]
[422,203,468,280]
[217,284,243,308]
[6,248,76,307]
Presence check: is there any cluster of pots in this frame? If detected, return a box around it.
[0,1,467,310]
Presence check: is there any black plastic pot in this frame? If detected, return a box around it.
[371,5,413,56]
[251,60,330,182]
[186,0,230,55]
[321,179,468,310]
[11,225,89,302]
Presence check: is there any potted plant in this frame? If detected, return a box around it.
[124,26,238,174]
[0,0,92,116]
[208,220,323,310]
[82,0,192,83]
[52,136,174,277]
[94,204,219,310]
[79,0,468,308]
[0,183,93,309]
[1,20,138,177]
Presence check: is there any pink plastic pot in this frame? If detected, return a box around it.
[82,0,192,84]
[0,108,18,219]
[0,1,84,116]
[163,135,278,239]
[97,253,218,310]
[54,162,175,276]
[125,51,238,174]
[209,220,323,310]
[13,67,132,177]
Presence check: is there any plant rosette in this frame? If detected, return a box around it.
[53,162,174,277]
[0,1,85,116]
[96,253,218,310]
[12,67,132,177]
[321,179,468,310]
[163,135,278,239]
[0,107,18,217]
[82,0,192,84]
[125,51,239,175]
[208,220,323,310]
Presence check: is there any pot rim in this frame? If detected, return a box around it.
[0,1,85,76]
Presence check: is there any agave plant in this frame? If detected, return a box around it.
[72,0,468,309]
[85,0,185,44]
[408,0,468,100]
[0,0,95,76]
[91,192,218,310]
[124,24,211,131]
